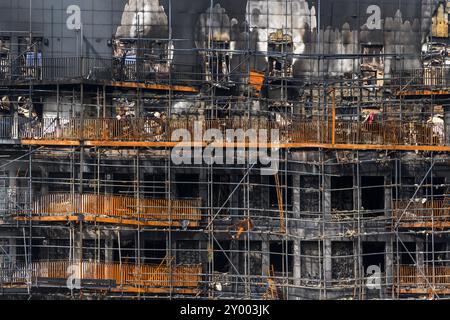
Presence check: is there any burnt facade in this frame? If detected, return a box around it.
[0,0,449,300]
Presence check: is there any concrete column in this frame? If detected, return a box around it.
[416,240,424,268]
[10,238,16,265]
[323,175,332,221]
[74,225,83,261]
[385,238,394,298]
[261,240,270,276]
[293,240,301,287]
[444,105,450,144]
[292,174,300,231]
[323,239,332,291]
[385,175,392,218]
[105,236,114,263]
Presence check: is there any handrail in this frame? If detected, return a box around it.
[395,264,450,286]
[1,260,202,289]
[393,199,450,223]
[18,117,445,147]
[17,193,202,223]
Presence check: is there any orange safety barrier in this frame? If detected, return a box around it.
[291,120,444,146]
[393,199,450,228]
[5,260,202,293]
[16,193,202,227]
[19,117,445,149]
[395,265,450,289]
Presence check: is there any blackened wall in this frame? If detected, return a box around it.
[0,0,440,78]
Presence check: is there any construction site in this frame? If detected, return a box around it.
[0,0,450,300]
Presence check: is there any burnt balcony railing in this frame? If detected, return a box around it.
[18,117,446,148]
[0,116,14,139]
[392,67,450,89]
[393,199,450,228]
[15,193,202,227]
[395,265,450,294]
[0,56,199,85]
[2,54,450,91]
[1,260,201,293]
[19,117,282,143]
[287,120,443,146]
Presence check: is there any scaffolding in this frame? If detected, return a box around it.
[0,0,450,300]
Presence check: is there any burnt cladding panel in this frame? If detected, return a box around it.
[301,0,425,75]
[158,0,248,79]
[0,0,127,57]
[0,0,429,77]
[317,0,423,30]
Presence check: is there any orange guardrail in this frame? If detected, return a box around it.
[3,260,201,293]
[395,265,450,288]
[393,199,450,228]
[16,193,202,227]
[19,117,445,148]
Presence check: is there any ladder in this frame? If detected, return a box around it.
[263,265,278,300]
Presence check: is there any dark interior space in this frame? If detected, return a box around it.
[398,242,416,265]
[425,242,447,266]
[175,174,199,198]
[361,176,385,213]
[393,177,415,200]
[213,174,231,208]
[300,175,320,214]
[363,242,385,272]
[424,177,446,199]
[83,239,106,261]
[142,173,166,198]
[82,172,105,193]
[143,240,166,264]
[331,176,353,211]
[48,172,71,192]
[113,238,136,263]
[270,241,293,273]
[214,241,231,273]
[112,173,134,195]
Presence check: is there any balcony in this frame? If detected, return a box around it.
[395,265,450,296]
[393,67,450,96]
[291,120,444,147]
[16,116,445,149]
[15,193,202,228]
[0,116,19,142]
[1,260,202,295]
[0,56,199,92]
[393,199,450,229]
[18,117,281,147]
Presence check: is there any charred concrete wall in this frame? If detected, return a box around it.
[0,0,441,78]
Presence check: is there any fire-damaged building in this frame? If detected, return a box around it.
[0,0,449,300]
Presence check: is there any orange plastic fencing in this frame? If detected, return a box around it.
[27,193,202,223]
